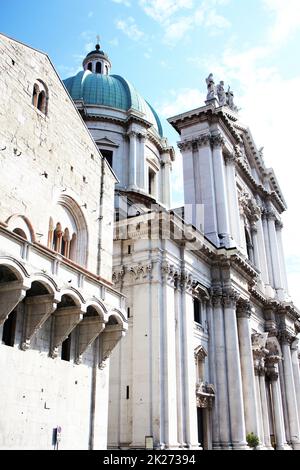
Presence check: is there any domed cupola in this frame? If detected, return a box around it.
[83,40,111,75]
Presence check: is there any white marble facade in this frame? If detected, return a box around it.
[0,32,299,451]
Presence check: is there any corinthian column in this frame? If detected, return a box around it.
[161,152,172,208]
[275,221,289,294]
[237,301,260,437]
[223,290,248,449]
[211,134,231,247]
[128,130,137,190]
[266,356,289,450]
[225,152,240,246]
[291,339,300,419]
[212,291,231,449]
[250,221,261,272]
[266,209,283,296]
[280,331,300,449]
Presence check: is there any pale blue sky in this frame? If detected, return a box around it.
[1,0,300,304]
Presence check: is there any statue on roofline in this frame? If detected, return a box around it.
[216,80,226,106]
[205,73,216,101]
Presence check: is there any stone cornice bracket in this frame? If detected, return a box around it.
[112,267,126,284]
[129,263,153,281]
[224,152,236,165]
[236,299,252,318]
[210,133,225,149]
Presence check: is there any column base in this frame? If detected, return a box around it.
[276,444,292,450]
[232,442,250,450]
[256,445,274,451]
[291,441,300,450]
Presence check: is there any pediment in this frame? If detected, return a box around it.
[95,137,119,148]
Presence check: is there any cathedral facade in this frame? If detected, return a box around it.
[0,33,300,450]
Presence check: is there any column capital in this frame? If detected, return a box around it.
[223,288,239,308]
[127,130,138,139]
[211,288,223,307]
[291,338,299,351]
[236,299,252,318]
[178,140,193,152]
[210,133,225,149]
[279,329,294,345]
[275,220,284,230]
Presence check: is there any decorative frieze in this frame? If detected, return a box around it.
[129,263,153,280]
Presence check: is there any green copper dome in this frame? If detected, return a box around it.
[63,70,163,137]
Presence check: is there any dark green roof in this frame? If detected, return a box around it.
[63,71,163,137]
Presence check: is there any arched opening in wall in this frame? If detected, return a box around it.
[107,315,119,325]
[32,79,48,115]
[56,294,79,362]
[37,90,46,114]
[96,62,102,74]
[87,62,92,71]
[13,228,27,240]
[0,265,21,347]
[48,196,87,266]
[6,215,35,243]
[32,84,39,107]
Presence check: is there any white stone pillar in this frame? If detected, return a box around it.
[281,332,300,449]
[161,265,179,448]
[250,222,261,272]
[128,131,137,190]
[207,299,221,449]
[174,284,184,447]
[291,339,300,419]
[256,216,270,285]
[138,133,146,191]
[262,212,274,287]
[223,291,248,449]
[181,275,199,449]
[161,152,171,209]
[212,292,231,449]
[259,371,272,449]
[225,153,241,247]
[275,221,289,293]
[211,134,231,247]
[237,302,260,437]
[197,136,218,245]
[253,366,265,448]
[267,358,289,450]
[266,210,283,294]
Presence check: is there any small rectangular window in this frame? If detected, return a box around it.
[194,298,202,324]
[148,168,156,197]
[126,386,130,400]
[128,245,131,255]
[127,307,131,318]
[101,150,113,168]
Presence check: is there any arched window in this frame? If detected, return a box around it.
[13,228,27,239]
[32,80,48,115]
[48,196,87,266]
[37,90,46,114]
[87,62,92,71]
[96,62,102,74]
[32,84,39,107]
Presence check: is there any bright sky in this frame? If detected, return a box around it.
[1,0,300,306]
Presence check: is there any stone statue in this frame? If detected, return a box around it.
[226,86,238,112]
[205,73,216,101]
[216,81,226,106]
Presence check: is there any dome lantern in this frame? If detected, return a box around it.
[82,38,112,75]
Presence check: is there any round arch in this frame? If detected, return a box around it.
[6,215,36,242]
